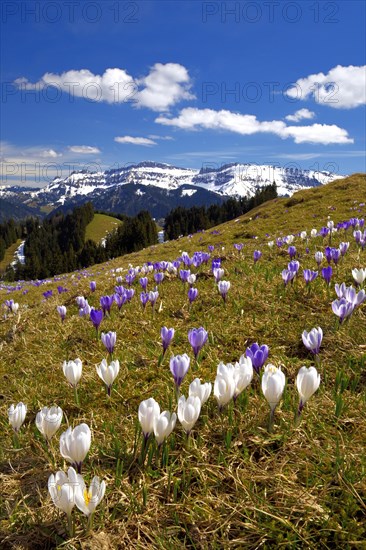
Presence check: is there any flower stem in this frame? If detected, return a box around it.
[74,385,79,406]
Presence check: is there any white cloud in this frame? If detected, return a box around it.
[114,136,157,146]
[285,108,315,122]
[135,63,195,111]
[285,65,366,109]
[282,124,353,144]
[156,107,353,145]
[14,63,194,111]
[68,145,101,154]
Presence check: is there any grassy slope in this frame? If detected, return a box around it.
[0,239,22,274]
[0,174,366,549]
[85,213,122,244]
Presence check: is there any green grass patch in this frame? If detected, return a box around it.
[0,238,22,273]
[85,213,122,243]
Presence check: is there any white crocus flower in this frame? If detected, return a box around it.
[138,398,160,440]
[178,395,201,434]
[189,378,212,405]
[261,364,286,413]
[233,356,253,399]
[59,423,91,473]
[96,359,120,396]
[62,359,82,388]
[296,366,320,413]
[48,467,78,517]
[153,411,177,447]
[74,474,106,517]
[8,402,27,432]
[36,406,63,441]
[214,362,236,409]
[352,268,366,286]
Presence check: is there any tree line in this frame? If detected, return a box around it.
[164,183,278,239]
[6,204,157,281]
[0,219,24,262]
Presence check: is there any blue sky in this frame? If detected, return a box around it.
[1,0,365,187]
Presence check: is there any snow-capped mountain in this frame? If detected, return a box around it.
[0,162,345,220]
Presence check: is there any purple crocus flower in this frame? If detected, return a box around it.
[331,248,341,265]
[115,285,125,296]
[282,269,296,286]
[100,295,114,316]
[154,272,164,285]
[245,343,269,374]
[188,327,208,360]
[213,267,224,283]
[79,303,91,317]
[188,287,198,304]
[339,242,349,257]
[332,298,354,323]
[57,286,67,294]
[90,308,103,331]
[101,331,117,355]
[321,266,333,286]
[170,354,190,388]
[139,277,148,291]
[57,305,67,322]
[43,290,53,299]
[125,288,135,302]
[148,290,159,307]
[288,246,297,259]
[90,281,96,292]
[140,292,149,309]
[234,243,244,251]
[218,280,230,302]
[180,269,190,283]
[253,250,262,263]
[125,274,135,286]
[288,261,300,273]
[114,292,128,310]
[320,227,329,238]
[208,245,214,252]
[302,327,322,355]
[303,269,318,285]
[324,247,333,264]
[161,326,175,356]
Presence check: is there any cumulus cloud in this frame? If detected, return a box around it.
[114,136,157,146]
[68,145,101,154]
[14,63,194,111]
[285,65,366,109]
[285,108,315,122]
[156,107,353,144]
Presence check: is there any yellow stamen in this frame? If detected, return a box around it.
[84,488,91,506]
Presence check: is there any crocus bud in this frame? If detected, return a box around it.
[8,402,27,432]
[153,411,177,447]
[36,405,63,441]
[189,378,212,405]
[296,366,320,413]
[261,364,286,412]
[178,395,201,434]
[170,354,190,388]
[233,355,253,399]
[96,359,120,396]
[59,423,91,473]
[352,268,366,286]
[214,362,236,409]
[62,358,82,388]
[138,398,160,440]
[302,327,323,355]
